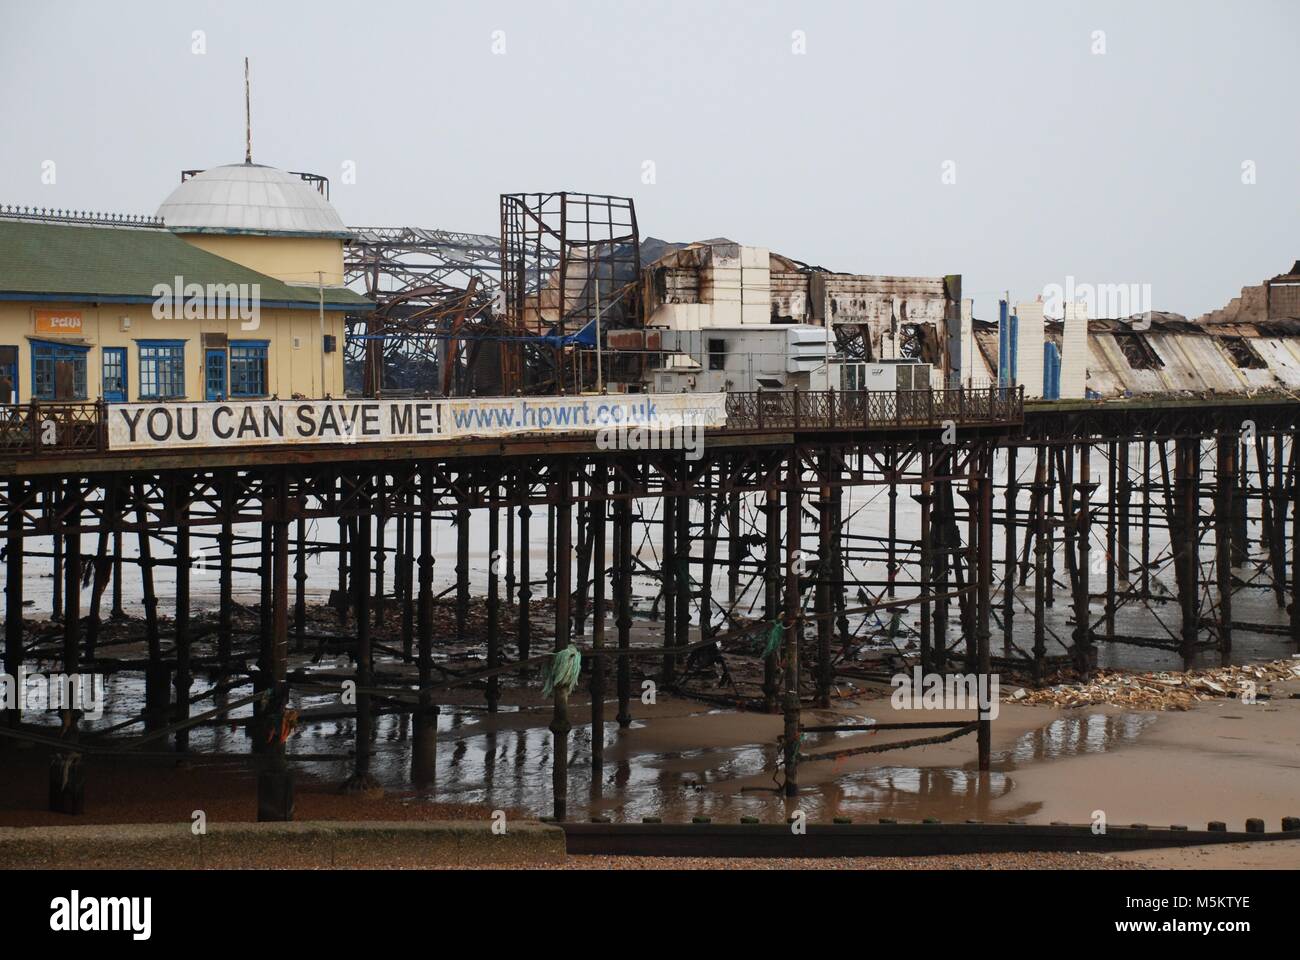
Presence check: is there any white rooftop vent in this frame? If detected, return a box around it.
[157,163,350,238]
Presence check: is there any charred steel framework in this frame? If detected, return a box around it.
[2,393,1298,822]
[500,192,642,394]
[343,226,517,397]
[344,194,646,397]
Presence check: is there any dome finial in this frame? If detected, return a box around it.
[244,57,252,165]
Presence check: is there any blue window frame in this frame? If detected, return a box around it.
[31,339,89,401]
[228,340,269,398]
[137,340,186,399]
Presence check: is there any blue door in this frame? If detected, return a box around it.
[205,349,227,401]
[102,347,127,402]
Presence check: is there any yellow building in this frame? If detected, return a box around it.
[0,163,368,405]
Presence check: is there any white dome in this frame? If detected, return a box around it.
[157,163,350,237]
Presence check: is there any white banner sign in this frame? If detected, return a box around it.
[105,394,728,451]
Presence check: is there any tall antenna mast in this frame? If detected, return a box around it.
[244,57,252,164]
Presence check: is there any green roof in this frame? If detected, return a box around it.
[0,218,371,311]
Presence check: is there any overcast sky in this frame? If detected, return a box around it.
[2,0,1296,319]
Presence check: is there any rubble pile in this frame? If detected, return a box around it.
[1007,659,1300,711]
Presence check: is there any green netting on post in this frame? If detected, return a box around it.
[542,644,583,699]
[761,621,783,658]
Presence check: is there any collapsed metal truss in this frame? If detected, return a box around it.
[342,225,560,395]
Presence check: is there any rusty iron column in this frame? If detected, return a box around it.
[374,476,388,627]
[486,484,501,713]
[5,479,24,729]
[259,514,272,660]
[137,482,166,733]
[217,472,234,667]
[1073,443,1094,677]
[1117,440,1132,586]
[173,474,192,753]
[932,448,951,670]
[1046,450,1058,607]
[1031,445,1049,683]
[294,514,307,653]
[336,506,350,624]
[1176,438,1199,667]
[258,470,294,820]
[1140,440,1152,599]
[85,480,116,662]
[1104,441,1118,642]
[545,504,556,599]
[782,448,802,796]
[345,475,377,791]
[887,443,898,599]
[1002,444,1018,650]
[50,486,61,622]
[673,462,691,678]
[1272,432,1288,608]
[763,469,781,713]
[412,464,438,787]
[50,481,84,813]
[916,447,933,674]
[699,462,716,646]
[726,489,741,605]
[550,463,573,820]
[1215,433,1235,664]
[518,495,532,662]
[455,483,469,641]
[816,450,833,708]
[615,466,633,728]
[976,443,993,772]
[505,491,516,617]
[573,494,591,638]
[110,524,125,622]
[400,501,414,660]
[660,486,677,684]
[1291,427,1299,647]
[590,459,607,772]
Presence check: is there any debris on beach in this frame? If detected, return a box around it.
[1009,659,1300,711]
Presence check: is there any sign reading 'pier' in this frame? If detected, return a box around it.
[106,394,727,451]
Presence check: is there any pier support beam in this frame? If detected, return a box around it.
[5,479,24,730]
[518,496,531,662]
[343,476,378,794]
[173,475,191,753]
[615,468,633,729]
[1216,434,1236,663]
[976,444,993,772]
[782,449,801,797]
[257,472,294,821]
[763,470,781,713]
[50,483,84,814]
[486,486,500,713]
[412,465,438,787]
[589,459,607,773]
[549,465,573,821]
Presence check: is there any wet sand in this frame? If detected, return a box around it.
[1113,840,1300,870]
[0,748,508,828]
